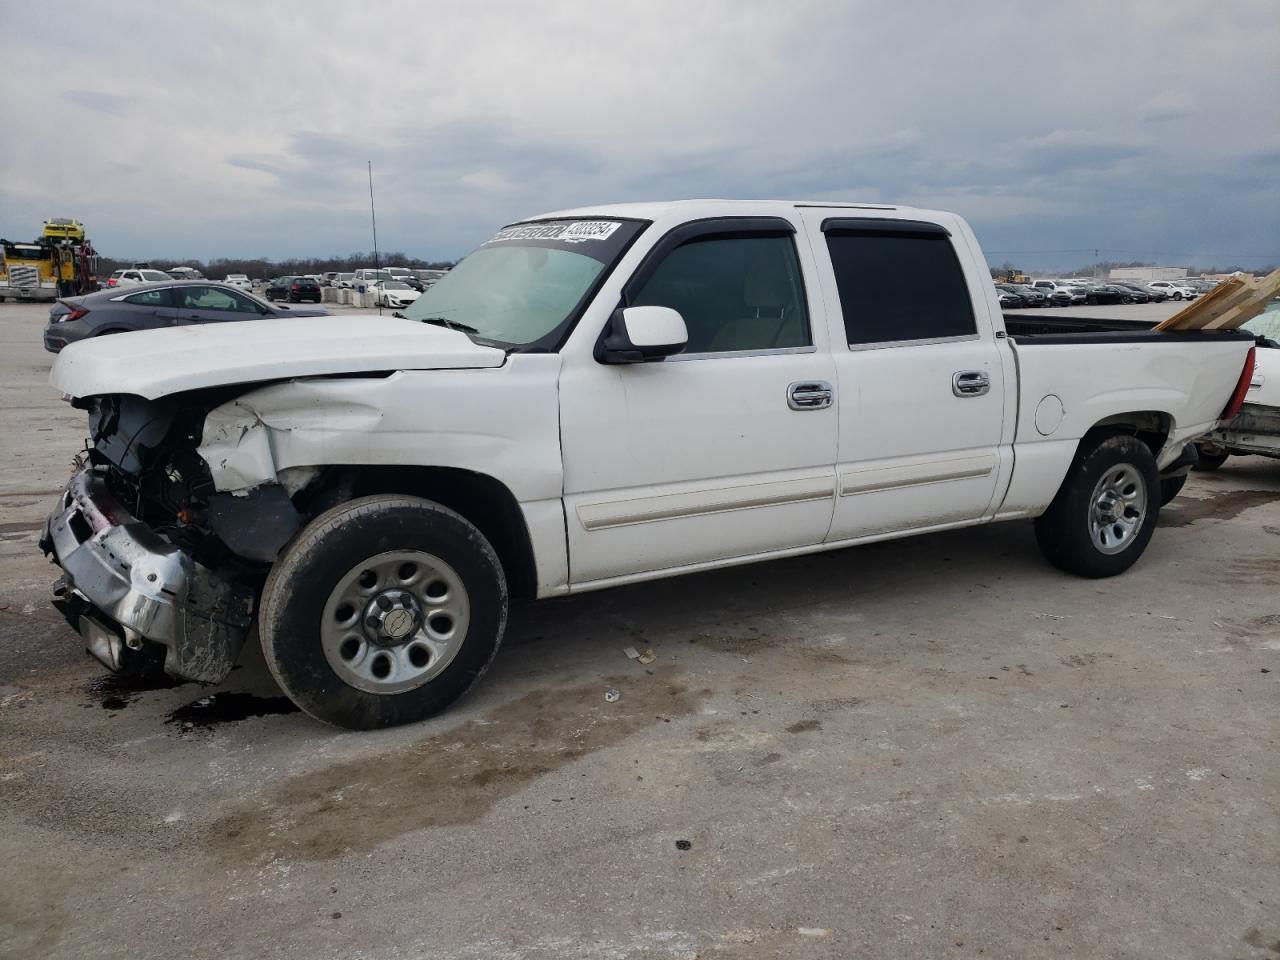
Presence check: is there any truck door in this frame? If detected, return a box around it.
[558,216,839,586]
[800,212,1013,541]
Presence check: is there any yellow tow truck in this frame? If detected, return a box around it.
[0,218,99,301]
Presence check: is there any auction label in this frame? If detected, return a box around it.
[487,220,621,245]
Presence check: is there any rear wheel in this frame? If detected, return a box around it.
[1193,447,1230,472]
[1159,474,1187,506]
[1035,435,1160,578]
[259,495,508,729]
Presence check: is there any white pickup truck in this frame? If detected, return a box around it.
[40,200,1257,729]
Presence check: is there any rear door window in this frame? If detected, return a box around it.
[823,219,976,347]
[122,288,173,307]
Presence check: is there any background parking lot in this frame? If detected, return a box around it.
[1,300,1277,959]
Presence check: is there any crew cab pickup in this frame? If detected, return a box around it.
[40,200,1257,729]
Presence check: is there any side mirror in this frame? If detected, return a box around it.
[596,306,688,364]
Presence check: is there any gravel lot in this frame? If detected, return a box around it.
[1,299,1277,959]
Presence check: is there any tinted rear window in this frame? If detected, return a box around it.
[824,224,976,346]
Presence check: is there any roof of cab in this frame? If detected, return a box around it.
[522,198,939,224]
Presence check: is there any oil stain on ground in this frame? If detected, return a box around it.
[166,692,300,729]
[84,671,187,711]
[1159,490,1275,528]
[205,667,694,866]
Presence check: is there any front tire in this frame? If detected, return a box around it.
[259,495,508,729]
[1034,434,1160,578]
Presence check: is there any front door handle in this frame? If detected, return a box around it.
[787,380,834,410]
[952,370,991,397]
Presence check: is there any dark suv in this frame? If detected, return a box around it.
[286,277,322,303]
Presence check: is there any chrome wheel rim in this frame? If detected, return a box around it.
[1089,463,1147,555]
[320,550,470,695]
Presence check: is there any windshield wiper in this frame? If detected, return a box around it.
[417,315,480,334]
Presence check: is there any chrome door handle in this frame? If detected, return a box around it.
[952,370,991,397]
[787,380,834,410]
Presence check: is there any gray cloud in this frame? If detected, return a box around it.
[62,90,132,116]
[3,0,1277,271]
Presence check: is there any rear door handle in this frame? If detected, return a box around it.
[952,370,991,397]
[787,380,834,410]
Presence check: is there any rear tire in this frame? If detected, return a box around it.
[1193,447,1230,472]
[259,495,508,729]
[1159,474,1187,506]
[1034,435,1160,578]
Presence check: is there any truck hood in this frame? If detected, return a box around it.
[50,314,506,400]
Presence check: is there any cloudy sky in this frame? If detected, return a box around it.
[3,0,1277,270]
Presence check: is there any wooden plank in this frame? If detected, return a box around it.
[1200,269,1280,330]
[1200,300,1269,331]
[1152,277,1251,331]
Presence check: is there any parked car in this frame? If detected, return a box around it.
[322,272,340,287]
[373,280,422,309]
[39,200,1257,729]
[996,288,1026,309]
[1031,280,1086,304]
[353,268,394,290]
[263,277,296,301]
[1194,304,1279,471]
[1003,285,1044,308]
[285,276,322,303]
[999,284,1046,307]
[1148,280,1199,301]
[1083,284,1127,305]
[334,273,356,289]
[106,268,172,288]
[1108,282,1151,304]
[1127,282,1168,302]
[167,267,204,281]
[42,281,328,352]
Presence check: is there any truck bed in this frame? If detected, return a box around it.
[1003,314,1255,344]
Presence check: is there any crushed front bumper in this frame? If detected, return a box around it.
[40,468,254,683]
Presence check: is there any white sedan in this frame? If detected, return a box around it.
[223,274,252,291]
[373,280,421,309]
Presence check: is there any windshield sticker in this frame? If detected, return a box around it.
[486,220,622,245]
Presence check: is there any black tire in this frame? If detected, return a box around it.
[1172,292,1183,301]
[1034,434,1160,578]
[1193,448,1230,472]
[259,495,508,729]
[1121,295,1134,304]
[1159,474,1187,506]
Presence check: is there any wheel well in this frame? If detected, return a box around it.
[1080,411,1171,459]
[312,465,539,600]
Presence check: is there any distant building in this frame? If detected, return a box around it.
[1109,266,1189,281]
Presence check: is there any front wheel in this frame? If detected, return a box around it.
[1034,434,1160,578]
[1172,292,1184,300]
[259,495,508,729]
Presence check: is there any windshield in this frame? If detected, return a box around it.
[383,281,410,290]
[141,270,170,282]
[402,218,645,348]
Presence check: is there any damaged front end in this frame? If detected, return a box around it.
[40,390,312,684]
